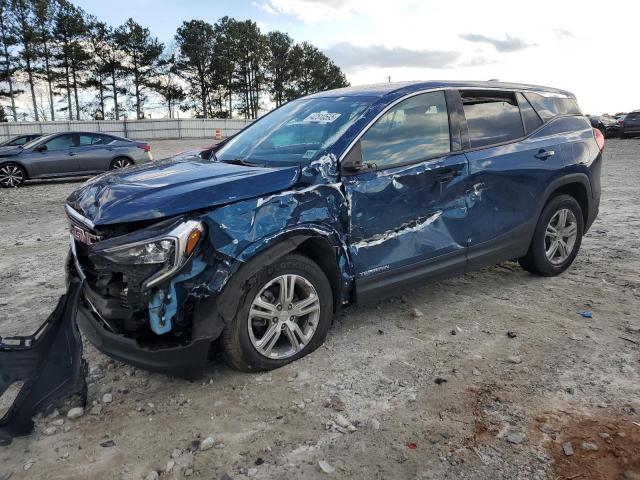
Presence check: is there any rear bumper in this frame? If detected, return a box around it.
[586,192,600,232]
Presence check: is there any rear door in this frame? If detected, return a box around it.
[342,90,470,299]
[73,134,114,173]
[460,90,566,268]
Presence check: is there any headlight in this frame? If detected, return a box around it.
[101,239,175,265]
[99,220,204,289]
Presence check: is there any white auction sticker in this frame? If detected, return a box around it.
[302,111,342,124]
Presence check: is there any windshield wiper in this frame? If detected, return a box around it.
[219,158,262,167]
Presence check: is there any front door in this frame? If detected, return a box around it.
[342,90,470,300]
[22,133,79,177]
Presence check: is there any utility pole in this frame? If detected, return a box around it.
[386,76,391,83]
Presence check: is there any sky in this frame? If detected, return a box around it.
[75,0,639,115]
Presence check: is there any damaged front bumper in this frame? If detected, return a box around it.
[66,214,232,380]
[0,281,87,446]
[75,291,211,379]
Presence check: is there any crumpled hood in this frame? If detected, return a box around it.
[66,159,300,225]
[0,146,23,157]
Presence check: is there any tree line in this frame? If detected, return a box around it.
[0,0,349,122]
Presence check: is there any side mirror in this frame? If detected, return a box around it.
[35,144,47,152]
[340,140,374,175]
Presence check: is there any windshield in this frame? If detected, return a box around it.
[23,134,53,149]
[216,96,374,166]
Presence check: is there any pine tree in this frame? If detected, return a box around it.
[33,0,57,120]
[0,0,22,120]
[115,18,163,119]
[12,0,39,120]
[266,31,293,107]
[174,20,216,118]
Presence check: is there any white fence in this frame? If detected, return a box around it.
[0,118,253,142]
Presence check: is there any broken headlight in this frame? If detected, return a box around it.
[101,239,175,265]
[99,220,204,289]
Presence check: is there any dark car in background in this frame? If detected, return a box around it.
[0,131,152,188]
[0,134,42,147]
[65,80,602,378]
[588,115,620,138]
[619,110,640,138]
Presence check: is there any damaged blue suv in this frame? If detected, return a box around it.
[66,81,602,378]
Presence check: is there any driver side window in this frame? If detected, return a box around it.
[45,134,75,151]
[361,91,450,169]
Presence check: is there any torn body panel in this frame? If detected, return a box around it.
[343,154,470,295]
[0,281,87,446]
[66,155,355,378]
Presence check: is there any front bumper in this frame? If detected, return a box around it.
[67,244,215,380]
[75,292,211,379]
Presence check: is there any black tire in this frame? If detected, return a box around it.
[519,194,584,276]
[222,253,333,372]
[0,162,26,188]
[620,132,626,139]
[110,157,134,170]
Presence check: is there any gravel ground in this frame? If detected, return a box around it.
[0,138,639,480]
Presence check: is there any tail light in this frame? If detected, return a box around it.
[137,143,151,152]
[618,120,624,126]
[593,128,605,152]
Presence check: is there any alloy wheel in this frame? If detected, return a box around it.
[544,208,578,265]
[112,158,132,169]
[0,165,24,187]
[247,274,321,360]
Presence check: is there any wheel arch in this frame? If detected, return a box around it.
[205,228,349,328]
[539,174,591,228]
[0,159,30,179]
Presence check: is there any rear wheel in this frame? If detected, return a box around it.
[110,157,133,170]
[222,253,333,372]
[519,194,584,276]
[0,163,26,188]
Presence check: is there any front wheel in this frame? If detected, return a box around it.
[222,253,333,372]
[519,194,584,276]
[0,163,26,188]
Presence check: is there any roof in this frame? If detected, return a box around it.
[307,80,575,100]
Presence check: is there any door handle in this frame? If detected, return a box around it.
[435,167,460,182]
[534,149,555,160]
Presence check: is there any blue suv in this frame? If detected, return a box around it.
[66,81,602,377]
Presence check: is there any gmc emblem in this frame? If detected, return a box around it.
[70,225,100,245]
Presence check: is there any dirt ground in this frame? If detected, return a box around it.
[0,138,639,480]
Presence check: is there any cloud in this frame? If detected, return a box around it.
[323,42,460,70]
[258,0,418,22]
[553,28,574,39]
[459,33,531,52]
[457,56,497,67]
[258,0,358,20]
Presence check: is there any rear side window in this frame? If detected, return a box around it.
[517,92,543,133]
[626,112,640,121]
[461,91,524,148]
[522,92,581,121]
[361,90,450,168]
